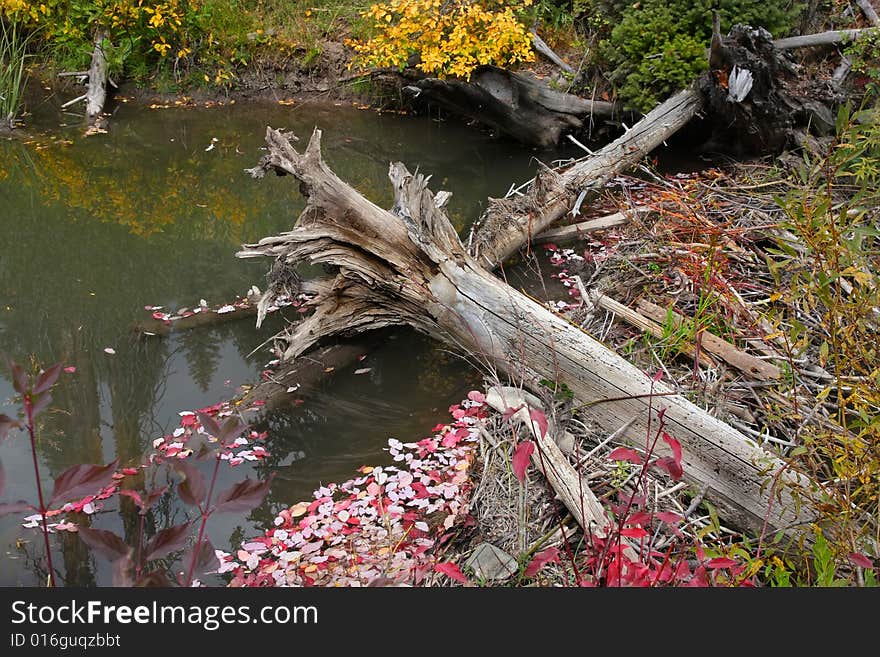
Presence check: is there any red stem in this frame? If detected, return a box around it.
[25,395,56,587]
[186,454,220,587]
[135,514,145,578]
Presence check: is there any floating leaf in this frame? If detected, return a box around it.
[608,447,642,464]
[143,521,192,561]
[435,562,468,584]
[172,460,207,507]
[77,526,131,562]
[50,459,119,505]
[528,407,548,438]
[512,440,534,482]
[214,474,274,513]
[524,547,560,577]
[103,347,116,355]
[32,364,62,395]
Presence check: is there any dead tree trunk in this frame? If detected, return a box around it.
[238,127,818,540]
[406,65,618,148]
[85,33,109,130]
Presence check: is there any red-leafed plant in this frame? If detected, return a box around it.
[1,359,118,587]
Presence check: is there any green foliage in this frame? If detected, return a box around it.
[0,17,31,129]
[845,29,880,101]
[761,104,880,584]
[584,0,802,111]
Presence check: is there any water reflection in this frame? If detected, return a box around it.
[0,98,557,585]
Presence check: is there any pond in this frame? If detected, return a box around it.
[0,95,573,585]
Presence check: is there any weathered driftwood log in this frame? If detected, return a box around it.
[85,33,109,129]
[772,27,876,50]
[468,86,703,266]
[238,127,818,540]
[531,31,574,74]
[406,65,617,148]
[856,0,880,26]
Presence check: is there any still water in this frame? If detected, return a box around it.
[0,95,568,585]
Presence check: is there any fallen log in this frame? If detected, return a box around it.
[531,206,649,246]
[468,86,704,266]
[856,0,880,26]
[406,65,617,148]
[531,31,575,74]
[772,27,875,50]
[237,127,818,540]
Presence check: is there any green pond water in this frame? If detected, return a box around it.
[0,95,574,586]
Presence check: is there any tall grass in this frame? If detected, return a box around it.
[0,19,31,130]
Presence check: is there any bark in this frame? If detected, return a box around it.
[406,65,617,149]
[772,27,875,50]
[238,127,818,540]
[855,0,880,26]
[468,86,703,266]
[531,31,575,74]
[85,33,109,129]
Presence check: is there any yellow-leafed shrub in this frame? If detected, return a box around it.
[350,0,535,79]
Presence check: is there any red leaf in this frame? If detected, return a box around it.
[32,364,62,395]
[652,369,664,383]
[653,456,683,481]
[143,521,192,562]
[0,413,20,441]
[172,460,207,507]
[662,432,682,464]
[8,361,26,394]
[117,489,144,511]
[196,411,221,438]
[608,447,642,464]
[219,417,248,445]
[184,538,216,576]
[77,526,132,562]
[512,440,534,482]
[214,474,274,513]
[625,511,653,527]
[655,511,683,525]
[501,404,524,422]
[435,562,468,584]
[50,459,119,505]
[524,547,560,577]
[849,552,874,569]
[707,557,738,569]
[529,408,548,438]
[467,390,486,404]
[620,527,649,539]
[0,501,35,517]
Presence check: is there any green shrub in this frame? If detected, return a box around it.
[586,0,803,111]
